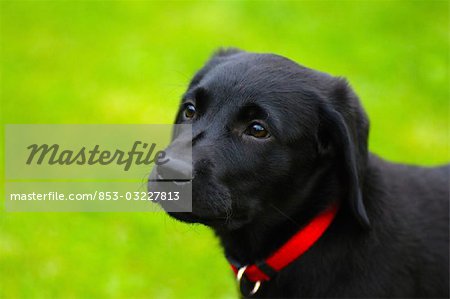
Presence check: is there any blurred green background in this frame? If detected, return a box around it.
[0,1,448,298]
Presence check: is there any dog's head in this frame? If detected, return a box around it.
[153,49,370,231]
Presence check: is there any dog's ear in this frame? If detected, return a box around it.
[318,79,371,229]
[211,47,243,58]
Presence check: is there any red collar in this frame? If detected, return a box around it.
[229,202,339,285]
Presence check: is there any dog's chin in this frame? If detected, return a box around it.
[167,211,251,230]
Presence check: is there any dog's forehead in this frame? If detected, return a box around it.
[191,53,328,117]
[205,54,300,89]
[192,54,308,106]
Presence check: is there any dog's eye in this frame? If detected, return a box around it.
[184,104,196,119]
[246,122,270,139]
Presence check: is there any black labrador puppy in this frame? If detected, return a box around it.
[152,49,449,298]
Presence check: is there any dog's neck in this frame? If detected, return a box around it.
[215,157,380,267]
[215,159,375,265]
[215,166,345,266]
[215,201,335,266]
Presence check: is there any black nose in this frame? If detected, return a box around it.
[156,158,191,180]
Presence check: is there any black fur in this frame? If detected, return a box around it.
[152,49,449,298]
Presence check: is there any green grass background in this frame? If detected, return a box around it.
[0,1,448,298]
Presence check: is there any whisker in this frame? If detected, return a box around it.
[269,203,299,226]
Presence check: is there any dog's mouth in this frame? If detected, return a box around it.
[147,172,193,195]
[148,170,251,229]
[151,174,193,185]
